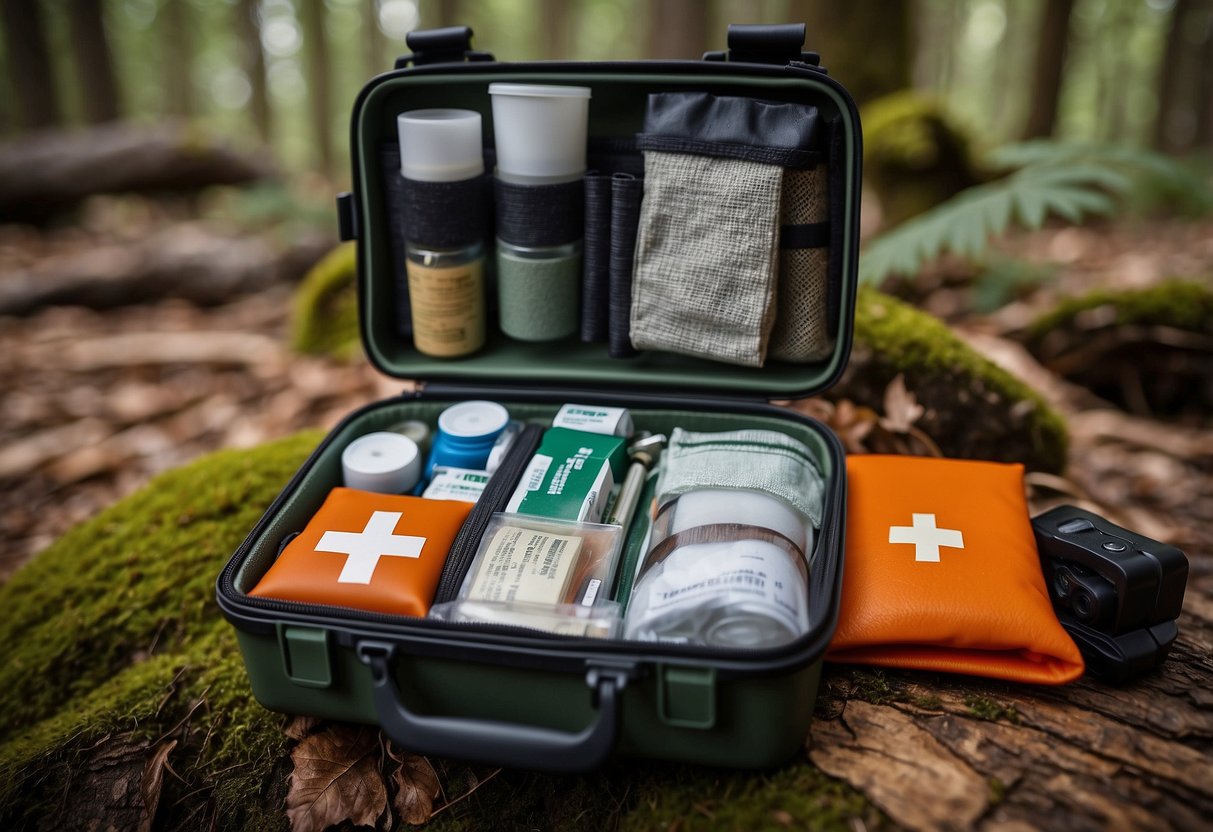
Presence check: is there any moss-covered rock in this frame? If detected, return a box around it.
[862,92,986,227]
[1024,279,1213,422]
[291,241,360,359]
[840,288,1069,473]
[0,432,879,830]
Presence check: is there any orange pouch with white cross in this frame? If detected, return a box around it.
[249,487,473,617]
[826,455,1084,685]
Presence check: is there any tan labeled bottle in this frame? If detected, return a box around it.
[406,242,486,357]
[397,109,487,358]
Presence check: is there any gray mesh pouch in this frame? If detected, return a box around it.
[769,165,832,362]
[627,92,821,368]
[630,152,783,367]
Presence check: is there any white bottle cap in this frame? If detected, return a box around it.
[438,400,510,439]
[489,83,592,183]
[342,432,422,493]
[397,109,485,183]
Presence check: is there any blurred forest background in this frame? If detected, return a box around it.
[2,0,1213,578]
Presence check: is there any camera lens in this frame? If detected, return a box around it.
[1054,567,1074,600]
[1072,589,1095,622]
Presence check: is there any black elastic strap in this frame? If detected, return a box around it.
[494,178,585,247]
[608,173,643,359]
[636,134,820,169]
[381,144,414,337]
[581,173,612,342]
[780,222,830,249]
[399,174,489,250]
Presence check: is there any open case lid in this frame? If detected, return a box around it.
[338,25,861,401]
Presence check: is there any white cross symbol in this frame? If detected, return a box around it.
[888,513,965,563]
[315,511,426,584]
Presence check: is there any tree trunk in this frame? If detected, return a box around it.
[68,0,122,124]
[1022,0,1076,139]
[162,0,194,119]
[1,0,63,129]
[236,0,272,143]
[646,0,710,60]
[539,0,573,59]
[792,0,912,106]
[300,0,335,176]
[364,0,388,77]
[1193,2,1213,151]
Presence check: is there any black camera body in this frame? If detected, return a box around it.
[1032,505,1188,683]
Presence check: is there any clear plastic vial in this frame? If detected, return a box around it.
[405,241,486,358]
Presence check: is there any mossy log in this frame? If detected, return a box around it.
[291,242,361,361]
[2,434,1210,830]
[0,120,275,223]
[861,92,986,228]
[837,287,1069,473]
[1024,280,1213,423]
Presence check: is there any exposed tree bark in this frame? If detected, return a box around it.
[364,0,388,77]
[646,0,710,60]
[792,0,912,106]
[68,0,122,124]
[161,0,195,118]
[539,0,573,59]
[1,0,63,129]
[236,0,273,143]
[0,121,275,222]
[300,0,335,176]
[1022,0,1076,139]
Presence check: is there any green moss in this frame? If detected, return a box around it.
[291,242,361,359]
[853,287,1069,472]
[1026,280,1213,342]
[0,432,319,831]
[963,695,1020,724]
[988,777,1006,806]
[862,92,986,225]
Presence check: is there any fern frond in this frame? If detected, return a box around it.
[859,140,1209,285]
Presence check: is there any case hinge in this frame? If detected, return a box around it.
[278,625,333,689]
[336,191,359,241]
[394,26,495,69]
[703,23,821,69]
[658,665,717,729]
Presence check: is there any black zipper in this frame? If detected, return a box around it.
[431,421,545,603]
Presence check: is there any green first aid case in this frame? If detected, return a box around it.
[217,23,862,772]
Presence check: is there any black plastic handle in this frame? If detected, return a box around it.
[358,642,625,771]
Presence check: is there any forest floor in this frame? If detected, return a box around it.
[0,210,1210,830]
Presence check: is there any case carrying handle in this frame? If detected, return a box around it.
[357,641,627,771]
[395,26,495,69]
[703,23,821,67]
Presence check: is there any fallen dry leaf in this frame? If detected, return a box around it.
[879,374,925,435]
[284,715,323,741]
[138,738,177,832]
[390,752,441,825]
[285,724,387,832]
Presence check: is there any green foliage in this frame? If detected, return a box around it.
[860,141,1213,285]
[971,259,1058,314]
[291,241,361,359]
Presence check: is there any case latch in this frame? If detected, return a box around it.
[658,666,717,729]
[336,192,359,241]
[278,624,333,689]
[703,23,821,68]
[394,26,495,69]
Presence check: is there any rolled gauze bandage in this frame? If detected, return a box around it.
[342,432,422,494]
